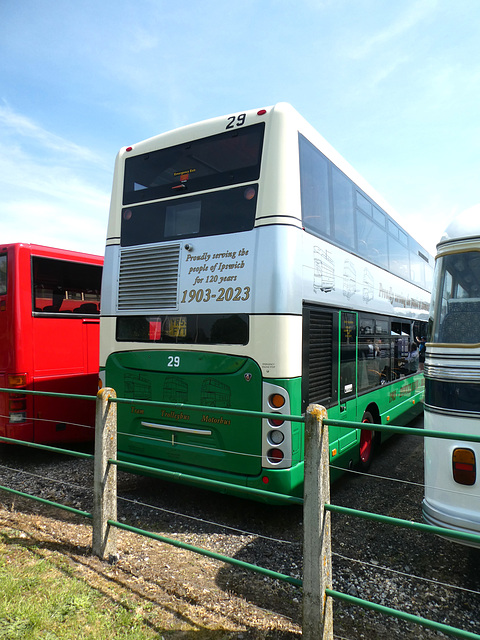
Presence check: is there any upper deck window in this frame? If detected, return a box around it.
[123,123,265,205]
[299,133,433,291]
[121,185,258,246]
[431,251,480,343]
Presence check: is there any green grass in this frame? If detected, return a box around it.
[0,528,163,639]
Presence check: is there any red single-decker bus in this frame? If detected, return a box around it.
[0,243,103,444]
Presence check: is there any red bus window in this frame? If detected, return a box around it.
[32,257,101,314]
[0,254,6,296]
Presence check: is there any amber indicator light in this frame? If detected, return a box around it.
[269,394,285,409]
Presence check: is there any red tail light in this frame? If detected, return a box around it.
[7,373,27,424]
[268,417,284,427]
[452,448,476,486]
[267,448,284,464]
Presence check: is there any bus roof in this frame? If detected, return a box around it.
[115,102,429,258]
[0,243,103,265]
[438,204,480,249]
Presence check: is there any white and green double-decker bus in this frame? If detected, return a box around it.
[99,103,432,500]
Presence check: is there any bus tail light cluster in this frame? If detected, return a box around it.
[452,448,476,486]
[262,383,292,469]
[7,373,27,424]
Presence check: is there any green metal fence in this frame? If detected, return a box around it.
[1,386,480,639]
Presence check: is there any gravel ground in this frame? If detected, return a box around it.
[1,413,480,639]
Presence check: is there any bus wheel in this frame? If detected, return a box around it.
[358,411,375,471]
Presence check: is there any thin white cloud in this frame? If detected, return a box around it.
[0,104,110,255]
[366,55,411,89]
[0,102,107,167]
[345,0,438,60]
[0,150,99,201]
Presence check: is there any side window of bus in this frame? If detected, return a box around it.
[340,312,356,400]
[332,167,354,251]
[388,222,410,281]
[0,254,6,295]
[299,134,330,237]
[434,253,480,344]
[410,239,430,291]
[356,199,388,269]
[32,257,101,315]
[391,321,414,377]
[298,134,432,292]
[358,316,377,391]
[358,315,415,389]
[374,318,391,385]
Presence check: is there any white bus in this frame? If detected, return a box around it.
[100,103,432,501]
[423,207,480,542]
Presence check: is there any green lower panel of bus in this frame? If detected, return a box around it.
[107,350,265,476]
[106,350,310,502]
[116,447,306,503]
[106,351,424,501]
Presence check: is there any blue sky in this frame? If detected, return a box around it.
[1,0,478,257]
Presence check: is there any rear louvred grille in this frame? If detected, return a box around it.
[118,244,180,310]
[308,311,333,403]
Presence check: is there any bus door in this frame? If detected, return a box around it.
[338,311,358,451]
[31,314,98,443]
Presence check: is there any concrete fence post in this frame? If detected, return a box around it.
[92,387,118,560]
[303,404,333,640]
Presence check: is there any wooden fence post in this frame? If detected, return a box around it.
[92,387,118,560]
[303,403,333,640]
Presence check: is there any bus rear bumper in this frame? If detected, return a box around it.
[422,498,480,548]
[117,450,304,504]
[0,422,34,443]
